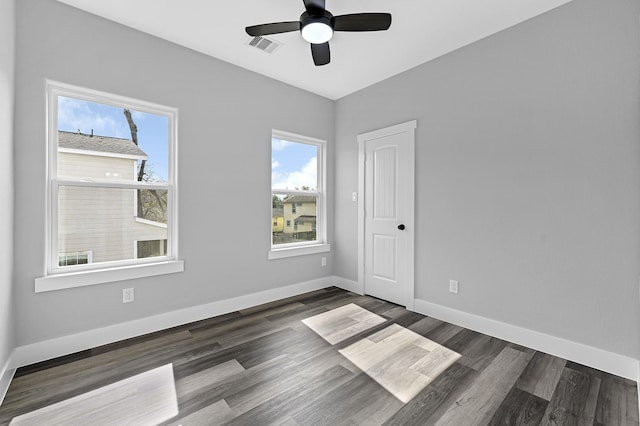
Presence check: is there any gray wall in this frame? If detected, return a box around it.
[14,0,334,346]
[0,0,16,368]
[335,0,640,358]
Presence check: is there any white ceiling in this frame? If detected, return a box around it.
[56,0,573,100]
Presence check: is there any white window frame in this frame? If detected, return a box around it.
[269,129,330,259]
[35,81,183,292]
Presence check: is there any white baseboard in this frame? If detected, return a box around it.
[0,350,16,407]
[9,281,638,386]
[414,299,638,381]
[13,276,334,369]
[331,276,363,294]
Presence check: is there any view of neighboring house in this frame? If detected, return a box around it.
[283,194,316,236]
[272,205,284,233]
[271,194,317,244]
[57,130,167,266]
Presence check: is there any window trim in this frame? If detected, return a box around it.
[269,129,330,259]
[37,80,182,292]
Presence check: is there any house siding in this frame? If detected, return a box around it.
[58,152,136,180]
[58,185,136,263]
[57,150,166,265]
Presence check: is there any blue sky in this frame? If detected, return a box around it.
[58,96,169,182]
[272,138,317,191]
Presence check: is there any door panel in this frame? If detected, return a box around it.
[373,146,396,219]
[372,234,396,281]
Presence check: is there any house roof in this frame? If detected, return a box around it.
[283,195,316,204]
[58,131,148,159]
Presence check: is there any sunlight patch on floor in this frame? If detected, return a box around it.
[340,323,461,403]
[303,305,461,403]
[10,364,179,425]
[301,303,386,344]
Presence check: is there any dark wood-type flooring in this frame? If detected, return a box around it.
[0,287,638,425]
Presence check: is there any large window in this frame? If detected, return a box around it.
[270,130,329,259]
[37,81,182,291]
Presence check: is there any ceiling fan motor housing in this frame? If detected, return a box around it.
[300,10,334,44]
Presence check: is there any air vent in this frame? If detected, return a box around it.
[248,36,281,54]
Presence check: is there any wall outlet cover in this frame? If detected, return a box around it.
[123,288,135,303]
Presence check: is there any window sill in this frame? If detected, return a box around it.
[34,260,185,293]
[268,244,330,260]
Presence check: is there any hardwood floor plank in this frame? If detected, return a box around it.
[488,387,548,425]
[408,316,444,336]
[456,333,509,372]
[166,399,234,426]
[391,310,430,328]
[440,328,482,353]
[225,327,301,369]
[424,322,465,345]
[291,373,403,425]
[539,367,594,426]
[435,347,533,425]
[225,364,355,426]
[11,350,92,378]
[175,359,245,395]
[170,355,297,423]
[578,373,601,426]
[382,363,478,426]
[516,352,567,400]
[595,374,639,426]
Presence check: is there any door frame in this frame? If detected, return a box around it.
[357,120,417,310]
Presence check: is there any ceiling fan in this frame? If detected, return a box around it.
[245,0,392,66]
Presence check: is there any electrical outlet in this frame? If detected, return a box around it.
[449,280,459,294]
[321,256,327,267]
[352,192,358,202]
[123,288,135,303]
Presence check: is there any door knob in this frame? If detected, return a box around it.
[397,224,405,230]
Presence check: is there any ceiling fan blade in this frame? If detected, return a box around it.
[311,42,330,66]
[303,0,326,13]
[333,13,392,32]
[245,21,300,37]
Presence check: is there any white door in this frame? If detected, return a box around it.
[358,121,416,309]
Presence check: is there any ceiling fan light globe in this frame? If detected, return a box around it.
[301,22,333,44]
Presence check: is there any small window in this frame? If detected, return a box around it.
[270,130,329,258]
[59,251,92,267]
[137,239,167,259]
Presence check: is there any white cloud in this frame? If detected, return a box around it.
[272,160,280,170]
[272,156,317,190]
[58,97,127,138]
[272,138,292,151]
[131,110,147,121]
